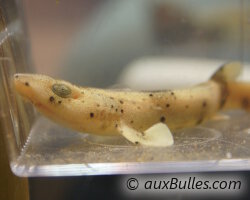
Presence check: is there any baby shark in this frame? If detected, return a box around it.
[14,62,247,147]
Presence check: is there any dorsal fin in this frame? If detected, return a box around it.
[211,62,242,82]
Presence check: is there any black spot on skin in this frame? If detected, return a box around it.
[90,112,94,118]
[119,100,124,104]
[96,104,100,107]
[49,96,55,102]
[242,97,249,109]
[135,141,139,145]
[166,104,170,108]
[14,74,19,78]
[171,92,174,95]
[115,108,118,112]
[110,97,114,100]
[25,82,29,86]
[58,100,62,104]
[115,124,118,128]
[149,93,153,97]
[130,120,134,124]
[121,109,124,113]
[137,106,141,110]
[111,105,114,108]
[202,101,207,108]
[160,116,166,122]
[185,105,189,109]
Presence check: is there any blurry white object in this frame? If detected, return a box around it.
[118,57,250,90]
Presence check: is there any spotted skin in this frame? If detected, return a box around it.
[13,63,245,137]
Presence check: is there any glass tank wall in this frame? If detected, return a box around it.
[0,0,250,176]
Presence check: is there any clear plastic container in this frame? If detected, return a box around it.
[0,0,250,177]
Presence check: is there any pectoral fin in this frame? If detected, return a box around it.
[119,122,174,147]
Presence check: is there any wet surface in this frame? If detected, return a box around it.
[12,110,250,176]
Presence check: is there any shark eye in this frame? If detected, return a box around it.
[52,83,71,98]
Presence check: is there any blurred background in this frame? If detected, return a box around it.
[22,0,249,88]
[1,0,250,199]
